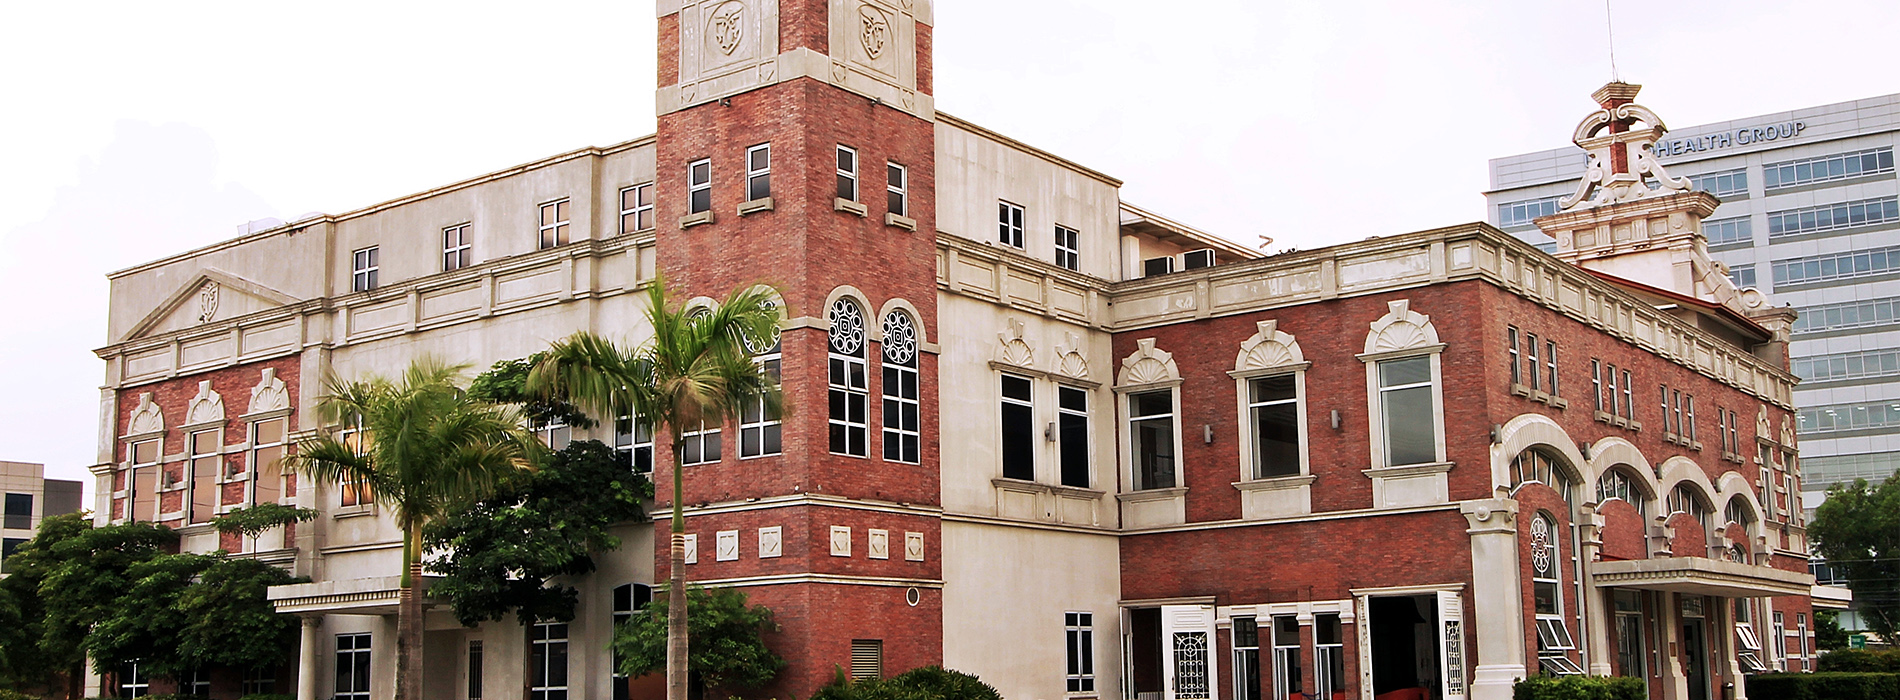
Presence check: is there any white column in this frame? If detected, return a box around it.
[1658,594,1688,700]
[297,616,321,700]
[1578,504,1613,676]
[1460,499,1524,700]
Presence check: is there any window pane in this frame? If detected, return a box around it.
[1001,403,1034,480]
[1380,356,1431,387]
[1253,402,1300,478]
[1133,417,1175,489]
[1383,384,1435,465]
[1250,375,1295,403]
[1001,375,1032,402]
[1060,411,1088,487]
[1130,390,1171,417]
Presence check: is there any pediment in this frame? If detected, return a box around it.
[122,269,301,342]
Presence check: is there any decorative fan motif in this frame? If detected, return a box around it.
[881,312,916,365]
[828,299,865,355]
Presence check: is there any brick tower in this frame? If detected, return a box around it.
[652,0,941,694]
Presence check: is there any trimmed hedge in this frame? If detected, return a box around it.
[1820,649,1900,673]
[811,666,1003,700]
[0,690,39,700]
[1512,675,1647,700]
[238,695,298,700]
[1745,672,1900,700]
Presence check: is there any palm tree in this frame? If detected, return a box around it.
[529,275,783,700]
[289,358,536,700]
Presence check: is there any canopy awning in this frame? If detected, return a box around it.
[1591,558,1813,598]
[269,575,439,616]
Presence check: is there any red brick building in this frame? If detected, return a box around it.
[86,3,1828,700]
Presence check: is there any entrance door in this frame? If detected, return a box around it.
[1161,605,1218,700]
[1680,623,1708,700]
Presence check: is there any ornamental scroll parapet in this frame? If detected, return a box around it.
[1559,82,1693,212]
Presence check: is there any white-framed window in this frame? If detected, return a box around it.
[538,198,570,250]
[242,667,278,695]
[688,159,712,214]
[1065,612,1094,693]
[745,143,772,202]
[741,330,783,459]
[998,201,1024,248]
[837,146,859,202]
[827,298,869,457]
[1128,389,1177,490]
[180,669,211,696]
[250,416,286,482]
[1621,369,1634,420]
[887,163,908,216]
[880,312,920,464]
[680,420,721,466]
[1663,387,1679,436]
[1509,326,1521,385]
[611,584,652,700]
[1605,362,1620,416]
[620,183,654,234]
[351,246,379,292]
[1545,338,1559,396]
[338,419,373,508]
[118,662,150,698]
[1733,614,1768,673]
[443,223,472,271]
[1797,613,1810,671]
[1592,359,1604,412]
[535,421,571,451]
[1526,332,1541,391]
[1246,373,1301,479]
[1667,484,1712,530]
[1596,468,1647,518]
[1532,513,1582,675]
[188,429,219,524]
[1232,617,1261,700]
[1512,449,1575,501]
[125,438,160,523]
[529,621,569,700]
[1058,386,1090,488]
[1375,356,1440,466]
[1314,613,1345,699]
[1684,394,1696,442]
[336,633,372,700]
[999,374,1034,480]
[1269,615,1302,700]
[1054,224,1079,271]
[615,414,654,474]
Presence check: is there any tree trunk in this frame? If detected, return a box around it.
[396,524,425,700]
[667,432,689,700]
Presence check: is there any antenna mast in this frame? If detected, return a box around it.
[1604,0,1622,82]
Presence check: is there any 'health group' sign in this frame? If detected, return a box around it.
[1655,120,1806,157]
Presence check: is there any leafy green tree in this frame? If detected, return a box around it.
[0,513,91,692]
[468,353,595,431]
[289,357,537,700]
[613,586,784,696]
[425,439,653,627]
[530,275,782,700]
[87,552,207,677]
[175,558,304,673]
[1809,475,1900,641]
[1815,609,1849,650]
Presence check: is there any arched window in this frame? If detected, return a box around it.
[1666,484,1713,529]
[1724,496,1755,529]
[880,311,920,464]
[739,302,783,459]
[1595,468,1648,518]
[1531,513,1581,674]
[828,299,869,456]
[1511,449,1576,501]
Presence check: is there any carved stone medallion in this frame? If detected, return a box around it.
[858,4,890,60]
[197,281,220,323]
[710,1,745,56]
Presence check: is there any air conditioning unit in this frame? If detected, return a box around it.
[1142,256,1176,277]
[1183,249,1217,270]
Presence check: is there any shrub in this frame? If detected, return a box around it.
[1818,648,1900,673]
[811,666,1003,700]
[1512,675,1646,700]
[1745,672,1900,700]
[0,690,39,700]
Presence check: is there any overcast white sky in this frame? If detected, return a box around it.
[2,0,1895,496]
